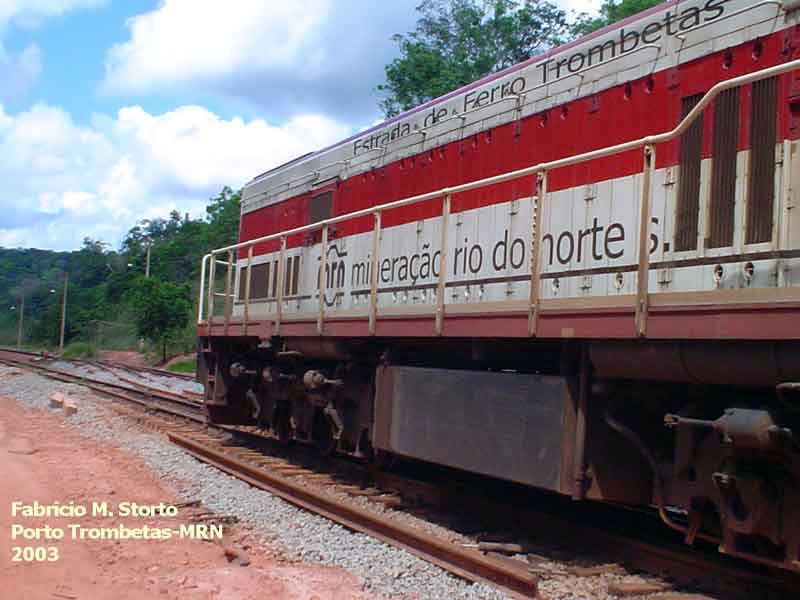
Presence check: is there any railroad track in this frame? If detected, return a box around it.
[0,350,204,422]
[87,358,196,381]
[1,349,799,599]
[0,349,538,597]
[0,347,196,380]
[75,359,205,403]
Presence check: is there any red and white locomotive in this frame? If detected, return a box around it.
[198,0,800,571]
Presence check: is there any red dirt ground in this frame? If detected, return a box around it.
[0,394,370,600]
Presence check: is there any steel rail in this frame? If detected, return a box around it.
[0,352,204,422]
[2,349,536,598]
[2,361,203,423]
[128,363,195,381]
[198,58,800,324]
[75,358,196,381]
[83,361,201,406]
[167,431,539,599]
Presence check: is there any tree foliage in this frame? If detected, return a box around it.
[378,0,569,116]
[0,187,241,356]
[378,0,667,117]
[131,277,192,363]
[572,0,662,36]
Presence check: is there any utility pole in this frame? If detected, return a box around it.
[145,241,152,278]
[16,296,24,350]
[140,241,152,352]
[59,272,69,352]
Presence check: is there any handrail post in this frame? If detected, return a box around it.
[529,171,547,336]
[243,245,253,336]
[224,250,234,335]
[318,224,329,335]
[435,193,451,336]
[369,211,381,335]
[275,236,287,336]
[635,145,655,337]
[198,254,209,324]
[207,254,217,327]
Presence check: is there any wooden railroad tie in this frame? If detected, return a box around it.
[608,581,671,597]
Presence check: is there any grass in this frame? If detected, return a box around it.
[62,341,97,359]
[166,358,196,374]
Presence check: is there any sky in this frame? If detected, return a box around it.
[0,0,603,252]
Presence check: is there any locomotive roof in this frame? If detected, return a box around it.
[248,0,674,187]
[242,0,772,214]
[251,152,315,183]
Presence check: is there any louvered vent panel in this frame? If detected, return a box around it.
[746,77,778,244]
[675,94,705,251]
[708,88,740,248]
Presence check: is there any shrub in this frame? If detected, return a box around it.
[166,358,196,374]
[62,341,96,359]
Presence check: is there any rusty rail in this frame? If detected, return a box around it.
[0,351,204,422]
[1,349,537,596]
[167,430,539,598]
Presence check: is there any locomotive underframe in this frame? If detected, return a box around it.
[198,333,800,572]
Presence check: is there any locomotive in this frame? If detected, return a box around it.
[198,0,800,572]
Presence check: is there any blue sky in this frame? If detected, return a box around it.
[0,0,601,251]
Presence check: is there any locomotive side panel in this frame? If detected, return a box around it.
[230,139,800,331]
[374,366,569,492]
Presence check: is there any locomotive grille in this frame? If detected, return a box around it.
[310,191,333,224]
[746,76,778,244]
[675,94,705,251]
[284,255,301,296]
[291,256,300,296]
[237,262,270,300]
[238,257,299,301]
[270,260,278,298]
[708,88,740,248]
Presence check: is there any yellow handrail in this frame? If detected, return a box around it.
[198,58,800,326]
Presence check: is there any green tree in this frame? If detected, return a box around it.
[378,0,568,116]
[130,277,192,363]
[1,185,240,352]
[572,0,662,36]
[205,186,241,248]
[120,187,240,285]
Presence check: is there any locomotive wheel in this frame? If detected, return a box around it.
[204,405,229,425]
[357,429,374,461]
[374,450,396,470]
[312,411,336,455]
[247,390,262,421]
[273,403,292,445]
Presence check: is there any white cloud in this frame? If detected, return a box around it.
[102,0,419,121]
[110,106,348,190]
[0,0,106,32]
[0,0,106,103]
[101,1,606,121]
[0,102,351,250]
[104,0,326,91]
[559,0,603,17]
[0,43,41,103]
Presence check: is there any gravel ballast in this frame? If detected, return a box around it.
[0,366,511,600]
[0,364,682,599]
